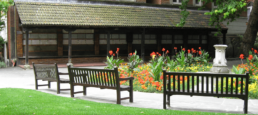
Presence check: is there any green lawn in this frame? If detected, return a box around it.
[0,88,241,115]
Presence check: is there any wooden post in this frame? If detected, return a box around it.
[64,28,76,66]
[25,30,29,65]
[141,28,145,62]
[222,30,227,44]
[107,31,110,56]
[57,29,63,56]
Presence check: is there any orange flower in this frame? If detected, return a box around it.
[156,52,159,54]
[109,50,113,55]
[117,48,120,52]
[174,47,177,50]
[166,50,169,54]
[188,49,190,53]
[113,54,115,56]
[182,48,185,51]
[199,47,201,49]
[141,85,147,90]
[248,55,253,61]
[162,48,165,52]
[191,48,194,51]
[155,82,160,87]
[254,50,257,54]
[251,48,254,50]
[180,76,183,81]
[198,51,202,55]
[129,53,132,56]
[159,54,161,56]
[150,52,156,57]
[160,75,163,80]
[133,52,135,55]
[239,54,244,59]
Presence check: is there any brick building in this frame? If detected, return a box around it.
[7,0,236,66]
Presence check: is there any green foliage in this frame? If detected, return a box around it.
[104,56,124,69]
[176,50,186,67]
[166,56,177,72]
[0,61,6,68]
[0,36,6,49]
[0,0,14,32]
[178,0,247,36]
[127,50,142,74]
[232,65,245,74]
[149,56,164,81]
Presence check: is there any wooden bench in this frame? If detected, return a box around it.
[162,71,249,114]
[33,63,70,94]
[68,66,134,104]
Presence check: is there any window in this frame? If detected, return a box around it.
[171,0,182,4]
[247,6,252,22]
[193,0,202,6]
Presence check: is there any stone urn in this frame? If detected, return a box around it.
[210,45,229,73]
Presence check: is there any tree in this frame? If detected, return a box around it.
[178,0,256,56]
[0,0,13,48]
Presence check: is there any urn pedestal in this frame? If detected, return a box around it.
[210,45,229,73]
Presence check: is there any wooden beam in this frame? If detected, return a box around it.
[141,28,145,62]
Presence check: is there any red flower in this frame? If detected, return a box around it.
[191,48,194,51]
[174,47,177,50]
[252,48,254,50]
[117,48,120,52]
[198,51,202,55]
[166,50,169,54]
[109,50,113,55]
[182,48,185,51]
[162,48,165,52]
[188,49,190,53]
[155,82,160,87]
[150,52,156,57]
[199,47,201,50]
[248,55,253,61]
[133,52,135,55]
[129,53,132,56]
[254,50,257,54]
[113,54,115,56]
[159,54,161,56]
[239,54,244,59]
[156,52,159,54]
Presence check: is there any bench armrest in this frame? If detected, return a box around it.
[119,77,134,81]
[58,72,69,75]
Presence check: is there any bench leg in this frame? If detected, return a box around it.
[70,84,74,97]
[83,86,86,95]
[167,95,170,106]
[163,92,166,109]
[57,81,60,94]
[244,97,248,114]
[48,81,51,88]
[129,80,133,102]
[35,79,38,90]
[116,90,121,104]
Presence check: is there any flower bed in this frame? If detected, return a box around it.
[105,47,258,98]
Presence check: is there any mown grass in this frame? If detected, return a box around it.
[0,88,242,115]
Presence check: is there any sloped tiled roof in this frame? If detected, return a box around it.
[15,2,222,29]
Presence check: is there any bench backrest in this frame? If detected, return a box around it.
[68,66,120,88]
[33,63,59,80]
[163,70,249,97]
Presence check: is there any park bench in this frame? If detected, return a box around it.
[162,71,249,114]
[33,63,70,94]
[68,66,134,104]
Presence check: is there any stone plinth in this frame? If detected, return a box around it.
[210,45,229,73]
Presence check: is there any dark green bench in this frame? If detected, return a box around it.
[33,63,70,94]
[163,71,249,114]
[68,66,134,104]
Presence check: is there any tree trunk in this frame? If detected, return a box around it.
[241,0,258,56]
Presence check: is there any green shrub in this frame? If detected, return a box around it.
[0,61,6,68]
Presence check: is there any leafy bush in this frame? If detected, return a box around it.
[0,61,6,68]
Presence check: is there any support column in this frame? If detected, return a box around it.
[94,31,99,55]
[171,34,175,56]
[126,32,133,54]
[222,30,227,44]
[57,29,63,56]
[64,28,76,66]
[23,29,30,69]
[107,31,110,56]
[156,33,161,53]
[141,28,145,62]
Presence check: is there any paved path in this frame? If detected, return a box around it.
[1,60,257,114]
